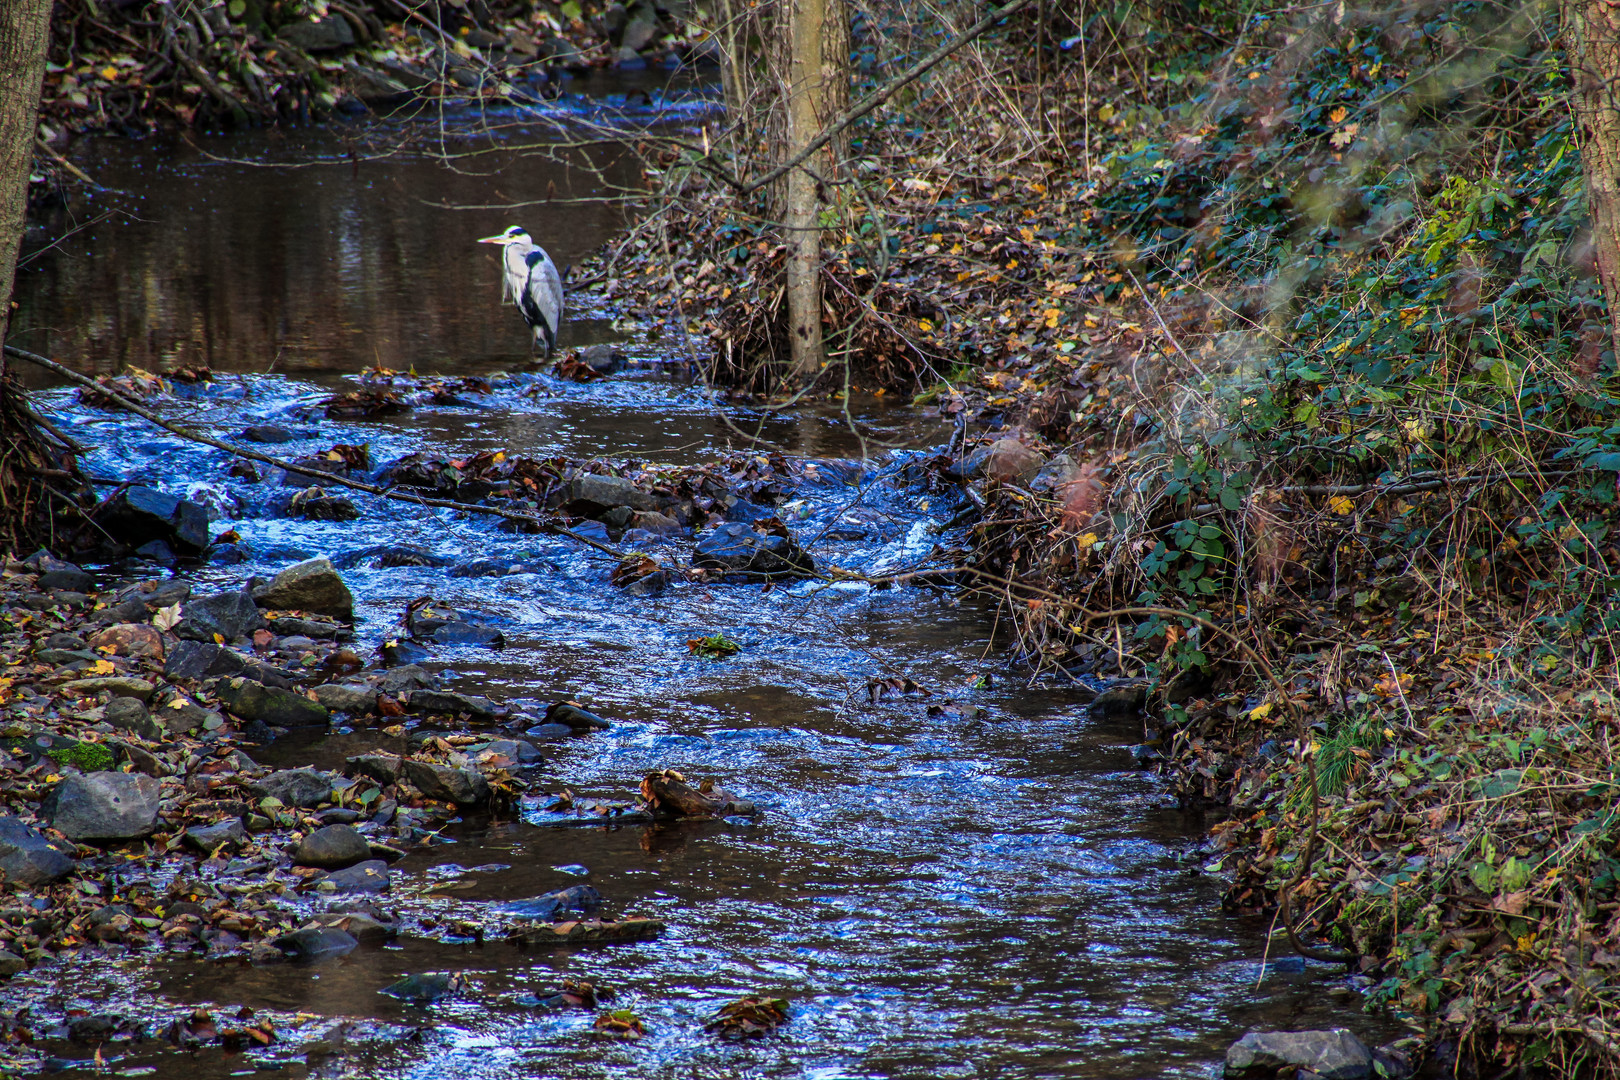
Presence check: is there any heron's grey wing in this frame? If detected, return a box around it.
[522,250,565,340]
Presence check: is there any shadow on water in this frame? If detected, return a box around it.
[8,84,1399,1080]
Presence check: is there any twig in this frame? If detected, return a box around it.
[736,0,1042,196]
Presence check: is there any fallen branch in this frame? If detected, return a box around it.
[3,345,625,560]
[639,769,757,817]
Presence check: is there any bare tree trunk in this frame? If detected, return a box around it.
[0,0,52,359]
[1564,0,1620,354]
[0,0,81,561]
[781,0,848,383]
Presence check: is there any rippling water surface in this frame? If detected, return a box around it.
[9,82,1390,1079]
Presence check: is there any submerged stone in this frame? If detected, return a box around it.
[499,885,602,921]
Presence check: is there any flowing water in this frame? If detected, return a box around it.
[8,84,1393,1079]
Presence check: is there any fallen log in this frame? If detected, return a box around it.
[639,769,758,817]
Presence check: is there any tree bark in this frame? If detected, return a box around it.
[0,0,51,357]
[1564,0,1620,355]
[781,0,848,383]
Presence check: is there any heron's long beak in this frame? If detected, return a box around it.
[476,234,510,245]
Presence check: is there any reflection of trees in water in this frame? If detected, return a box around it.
[12,133,635,381]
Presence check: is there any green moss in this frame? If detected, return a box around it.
[46,740,115,772]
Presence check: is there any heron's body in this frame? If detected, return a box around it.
[479,226,565,358]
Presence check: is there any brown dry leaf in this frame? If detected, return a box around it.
[705,996,790,1038]
[1493,891,1530,916]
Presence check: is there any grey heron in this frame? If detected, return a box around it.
[477,226,565,359]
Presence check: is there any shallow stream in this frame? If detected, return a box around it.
[8,84,1388,1078]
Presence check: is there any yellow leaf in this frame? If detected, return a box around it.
[1077,532,1100,548]
[1250,702,1274,720]
[917,319,933,332]
[1329,105,1348,123]
[90,659,115,676]
[1328,495,1355,515]
[100,66,119,81]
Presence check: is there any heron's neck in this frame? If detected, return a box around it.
[504,243,532,275]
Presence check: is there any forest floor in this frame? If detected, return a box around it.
[21,0,1620,1073]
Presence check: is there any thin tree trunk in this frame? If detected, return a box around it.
[1564,0,1620,355]
[0,0,81,561]
[782,0,848,383]
[0,0,52,360]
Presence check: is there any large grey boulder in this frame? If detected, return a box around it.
[251,769,335,808]
[313,682,378,715]
[164,640,249,681]
[255,557,354,620]
[1225,1029,1375,1079]
[94,486,211,554]
[407,689,498,718]
[185,819,248,853]
[277,14,355,52]
[0,817,76,884]
[176,589,266,643]
[217,677,329,728]
[293,824,371,870]
[402,760,489,805]
[567,473,657,515]
[694,521,815,579]
[44,772,162,842]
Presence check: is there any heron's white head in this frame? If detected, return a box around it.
[476,225,531,246]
